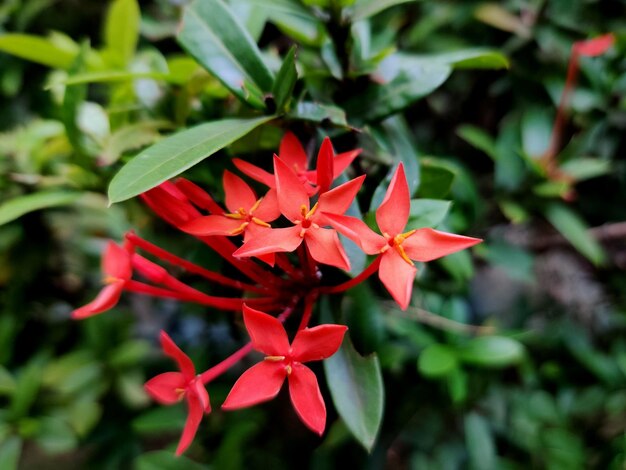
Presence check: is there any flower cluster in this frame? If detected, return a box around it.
[72,131,481,454]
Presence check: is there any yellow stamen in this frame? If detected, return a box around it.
[285,364,292,375]
[264,355,286,362]
[103,275,118,284]
[251,217,271,228]
[250,197,263,213]
[225,211,245,220]
[395,243,414,266]
[305,202,319,219]
[228,222,249,235]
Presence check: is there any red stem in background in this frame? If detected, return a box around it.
[297,292,318,330]
[126,232,266,293]
[319,255,381,294]
[275,253,301,280]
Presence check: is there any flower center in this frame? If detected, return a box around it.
[296,202,320,237]
[224,198,271,235]
[103,275,119,284]
[264,355,296,375]
[380,229,417,265]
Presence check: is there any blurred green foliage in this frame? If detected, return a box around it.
[0,0,625,468]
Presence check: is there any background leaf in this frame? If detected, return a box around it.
[324,336,384,452]
[457,336,524,368]
[0,191,80,226]
[104,0,140,67]
[108,116,274,203]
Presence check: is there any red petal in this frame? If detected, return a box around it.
[376,163,410,236]
[221,361,287,409]
[132,254,168,284]
[233,158,276,188]
[141,186,201,227]
[274,155,309,221]
[242,225,275,266]
[233,226,303,259]
[176,391,206,456]
[242,304,290,355]
[279,131,308,172]
[291,325,348,363]
[160,331,196,381]
[316,137,334,195]
[321,213,385,254]
[251,188,281,222]
[181,215,243,236]
[191,378,211,413]
[174,178,224,214]
[402,228,482,262]
[379,249,416,310]
[333,149,361,177]
[103,242,132,280]
[305,228,350,271]
[288,363,326,435]
[71,281,124,319]
[574,33,615,57]
[316,175,365,220]
[144,372,186,404]
[223,170,257,213]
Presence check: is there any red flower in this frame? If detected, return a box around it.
[222,305,347,435]
[71,242,132,319]
[324,163,481,309]
[233,131,360,196]
[144,331,210,455]
[233,156,365,270]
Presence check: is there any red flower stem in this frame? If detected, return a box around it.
[319,255,382,294]
[275,253,301,280]
[297,292,318,331]
[199,303,297,384]
[544,51,581,172]
[124,280,271,311]
[126,232,267,293]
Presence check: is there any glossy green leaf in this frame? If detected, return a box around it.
[344,54,450,122]
[349,0,417,22]
[430,48,509,69]
[0,436,21,470]
[457,336,524,368]
[457,125,498,160]
[288,101,348,127]
[0,366,15,396]
[560,158,610,181]
[35,417,77,454]
[10,358,44,419]
[132,406,186,435]
[100,121,169,166]
[407,199,452,229]
[104,0,140,67]
[0,191,80,226]
[248,0,323,46]
[135,450,206,470]
[465,413,496,470]
[272,46,297,112]
[47,70,172,88]
[0,34,76,69]
[324,336,384,452]
[418,344,458,378]
[177,0,274,105]
[544,203,606,266]
[108,116,274,203]
[418,160,455,199]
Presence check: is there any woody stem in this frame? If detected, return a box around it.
[319,255,382,294]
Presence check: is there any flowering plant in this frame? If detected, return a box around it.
[73,132,480,454]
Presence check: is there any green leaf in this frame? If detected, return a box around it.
[418,159,455,199]
[430,48,509,69]
[464,413,496,470]
[324,336,383,452]
[0,191,80,226]
[177,0,274,105]
[544,203,606,266]
[135,450,206,470]
[248,0,323,46]
[521,107,552,158]
[349,0,417,22]
[407,199,452,229]
[457,336,524,368]
[272,46,297,112]
[132,406,186,435]
[10,358,44,419]
[108,116,274,203]
[457,125,498,160]
[0,366,15,396]
[344,54,450,122]
[418,344,458,378]
[0,34,76,69]
[47,70,172,88]
[0,436,21,470]
[288,101,348,127]
[101,121,169,166]
[560,158,610,181]
[104,0,140,67]
[35,417,77,454]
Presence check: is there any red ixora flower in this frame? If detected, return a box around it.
[71,241,132,319]
[324,163,482,310]
[222,305,347,435]
[233,131,361,196]
[144,331,210,455]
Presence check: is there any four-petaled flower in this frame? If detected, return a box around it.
[233,156,365,270]
[144,331,211,455]
[324,163,482,309]
[222,305,347,435]
[72,241,132,319]
[233,131,361,196]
